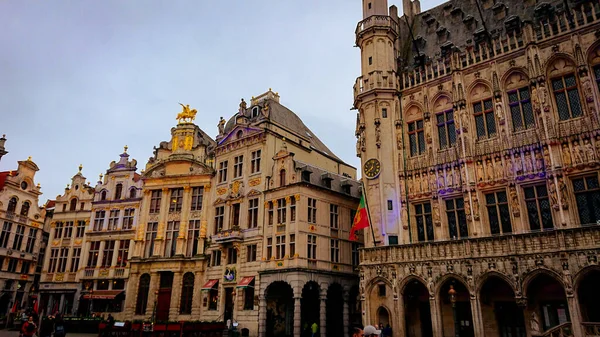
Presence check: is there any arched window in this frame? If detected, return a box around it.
[115,184,123,200]
[180,272,195,314]
[505,71,534,132]
[433,96,455,149]
[280,170,286,186]
[130,188,136,199]
[470,83,496,139]
[20,202,30,217]
[7,198,17,213]
[70,198,78,211]
[548,58,583,121]
[101,191,107,201]
[135,274,151,315]
[237,130,244,139]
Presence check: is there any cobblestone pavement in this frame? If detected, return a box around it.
[0,330,97,337]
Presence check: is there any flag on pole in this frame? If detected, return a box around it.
[349,193,370,241]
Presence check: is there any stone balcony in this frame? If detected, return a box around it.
[211,228,243,244]
[80,267,129,279]
[354,70,399,99]
[261,256,356,274]
[355,15,398,37]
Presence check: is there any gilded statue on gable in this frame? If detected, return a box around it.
[177,103,198,124]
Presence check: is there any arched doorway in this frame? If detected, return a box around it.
[439,278,474,337]
[404,280,432,337]
[578,269,600,322]
[326,283,344,337]
[479,276,525,337]
[266,281,294,337]
[301,281,320,337]
[526,273,569,332]
[348,285,361,327]
[377,306,390,326]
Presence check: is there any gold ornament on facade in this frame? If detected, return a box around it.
[200,221,207,239]
[52,240,60,246]
[99,269,109,277]
[183,186,191,192]
[248,177,261,187]
[204,184,211,192]
[162,187,169,193]
[285,196,291,203]
[231,181,242,195]
[177,103,198,124]
[217,187,228,196]
[55,273,64,282]
[74,239,82,245]
[184,135,193,150]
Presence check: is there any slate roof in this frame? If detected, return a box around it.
[295,160,361,199]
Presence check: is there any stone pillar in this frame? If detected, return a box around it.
[470,295,485,337]
[111,240,120,268]
[343,292,350,337]
[320,294,327,337]
[567,295,584,337]
[146,272,160,317]
[97,241,105,268]
[258,295,267,337]
[59,294,65,313]
[429,297,443,337]
[294,296,301,337]
[169,272,183,319]
[395,294,405,337]
[191,270,203,318]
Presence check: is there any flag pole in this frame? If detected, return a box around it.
[361,180,378,246]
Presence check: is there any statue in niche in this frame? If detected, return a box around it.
[447,167,454,187]
[453,167,460,187]
[538,84,549,109]
[430,171,437,192]
[494,157,504,180]
[472,195,480,220]
[433,201,441,224]
[510,186,520,216]
[476,161,485,182]
[460,106,469,132]
[422,172,429,192]
[584,138,596,162]
[558,177,568,209]
[375,122,381,147]
[425,118,432,145]
[596,136,600,159]
[562,143,572,167]
[506,155,514,177]
[530,312,541,334]
[573,140,585,165]
[535,150,544,171]
[549,179,558,207]
[531,86,540,113]
[486,158,494,181]
[407,175,414,195]
[360,132,366,151]
[562,266,574,295]
[396,129,402,150]
[514,153,523,175]
[581,75,595,102]
[437,170,445,189]
[427,276,435,298]
[460,163,467,184]
[464,198,472,218]
[218,117,226,136]
[495,96,505,121]
[415,174,422,193]
[543,146,551,169]
[524,151,534,173]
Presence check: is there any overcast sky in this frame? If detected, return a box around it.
[0,0,441,203]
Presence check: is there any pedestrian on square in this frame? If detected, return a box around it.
[350,326,363,337]
[54,314,66,337]
[21,316,37,337]
[311,322,318,337]
[363,325,381,337]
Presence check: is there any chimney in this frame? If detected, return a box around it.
[403,0,421,19]
[0,134,7,163]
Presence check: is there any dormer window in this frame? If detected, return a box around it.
[301,170,312,182]
[321,173,333,189]
[20,202,30,217]
[115,183,123,200]
[7,198,17,213]
[280,170,286,186]
[101,191,107,201]
[237,130,244,139]
[130,188,137,199]
[70,198,78,211]
[252,107,259,118]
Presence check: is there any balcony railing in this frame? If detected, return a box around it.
[211,228,243,244]
[355,15,397,36]
[360,226,600,265]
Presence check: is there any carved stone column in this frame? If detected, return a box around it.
[567,295,584,337]
[258,295,267,337]
[429,297,443,337]
[470,295,485,337]
[343,294,350,337]
[169,272,183,319]
[146,272,160,317]
[294,296,302,337]
[320,294,327,337]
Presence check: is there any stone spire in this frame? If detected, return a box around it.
[0,134,7,163]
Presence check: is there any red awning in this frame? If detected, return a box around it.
[82,290,123,300]
[201,279,219,290]
[236,276,255,288]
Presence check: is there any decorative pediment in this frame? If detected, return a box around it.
[247,189,262,197]
[213,197,226,205]
[218,125,264,146]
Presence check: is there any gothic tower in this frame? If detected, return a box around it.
[354,0,402,247]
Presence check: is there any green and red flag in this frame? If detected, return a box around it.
[349,193,370,241]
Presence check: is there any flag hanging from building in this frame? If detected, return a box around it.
[11,300,17,313]
[33,300,38,314]
[349,193,370,241]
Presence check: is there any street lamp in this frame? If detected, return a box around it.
[89,289,93,317]
[448,285,459,337]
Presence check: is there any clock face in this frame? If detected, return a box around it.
[363,158,381,179]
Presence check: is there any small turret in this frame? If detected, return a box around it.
[363,0,389,18]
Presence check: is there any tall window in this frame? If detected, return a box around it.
[48,248,59,273]
[114,183,123,200]
[289,234,295,257]
[70,198,77,211]
[130,188,137,199]
[352,243,361,267]
[0,222,11,248]
[187,220,200,257]
[308,198,317,224]
[573,175,600,225]
[101,191,107,201]
[116,241,129,267]
[191,187,204,211]
[87,241,100,267]
[211,250,222,266]
[243,279,255,310]
[251,150,261,174]
[144,222,158,258]
[218,161,228,183]
[508,87,535,131]
[446,198,468,239]
[266,238,273,260]
[330,204,339,229]
[57,247,68,272]
[149,190,162,213]
[12,225,24,250]
[277,199,287,224]
[408,119,426,156]
[330,239,340,263]
[122,209,135,230]
[25,228,37,253]
[279,170,286,186]
[135,274,151,315]
[227,247,237,264]
[290,197,296,222]
[169,188,183,212]
[208,281,219,310]
[214,206,224,233]
[64,221,73,238]
[7,198,17,213]
[70,248,81,272]
[307,235,317,259]
[474,98,496,139]
[21,261,31,274]
[234,155,244,178]
[248,198,259,228]
[93,211,105,231]
[486,191,512,235]
[101,241,115,267]
[552,74,583,120]
[437,109,456,149]
[180,273,194,314]
[246,245,257,262]
[76,220,85,237]
[20,202,30,217]
[54,221,63,238]
[164,221,180,257]
[415,202,434,242]
[276,235,285,259]
[268,201,274,226]
[231,203,240,227]
[107,210,120,231]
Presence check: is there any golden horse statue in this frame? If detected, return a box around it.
[177,103,198,124]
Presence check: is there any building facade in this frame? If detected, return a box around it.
[354,0,600,336]
[79,148,142,319]
[0,157,46,316]
[40,166,94,315]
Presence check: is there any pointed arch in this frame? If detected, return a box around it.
[573,265,600,290]
[475,271,516,295]
[503,68,531,91]
[435,273,472,295]
[398,274,428,295]
[467,80,493,102]
[521,268,564,298]
[544,53,577,77]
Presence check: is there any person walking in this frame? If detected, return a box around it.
[21,316,37,337]
[363,325,381,337]
[351,326,364,337]
[311,322,318,337]
[54,314,66,337]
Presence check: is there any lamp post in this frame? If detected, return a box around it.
[89,289,93,317]
[448,285,459,337]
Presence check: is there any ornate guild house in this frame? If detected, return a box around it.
[354,0,600,337]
